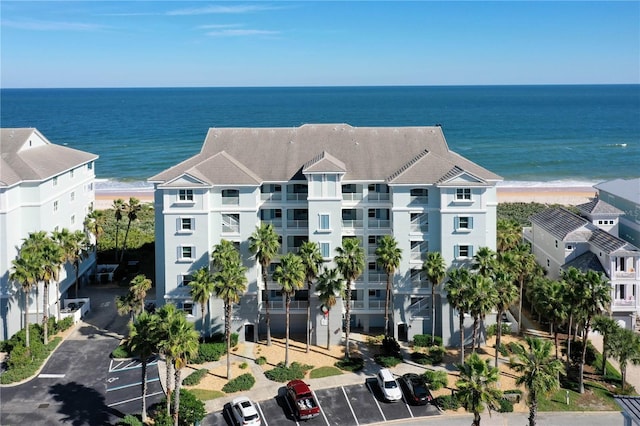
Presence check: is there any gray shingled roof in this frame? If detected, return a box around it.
[1,128,98,186]
[576,198,624,216]
[595,178,640,204]
[529,208,590,240]
[589,228,640,256]
[149,124,502,185]
[615,396,640,425]
[562,252,606,275]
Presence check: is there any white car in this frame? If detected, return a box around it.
[376,368,403,402]
[231,396,261,426]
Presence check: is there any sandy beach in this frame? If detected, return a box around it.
[94,184,597,210]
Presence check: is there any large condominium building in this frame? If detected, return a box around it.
[595,178,640,247]
[0,128,98,341]
[149,124,502,346]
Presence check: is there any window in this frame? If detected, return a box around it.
[179,189,194,201]
[318,213,330,231]
[455,216,473,230]
[53,200,59,212]
[180,246,194,260]
[53,177,58,186]
[455,188,471,200]
[455,245,473,258]
[180,217,193,231]
[222,214,240,233]
[180,301,194,316]
[320,242,330,258]
[180,274,193,287]
[70,191,75,202]
[222,189,240,205]
[70,215,75,225]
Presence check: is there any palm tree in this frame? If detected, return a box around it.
[609,327,640,392]
[561,267,585,370]
[592,315,620,375]
[423,251,446,345]
[130,274,152,315]
[10,253,39,348]
[505,244,539,335]
[152,303,182,417]
[471,246,497,278]
[509,336,564,426]
[496,219,521,253]
[468,274,498,352]
[115,292,138,322]
[69,230,89,297]
[334,237,365,359]
[189,267,215,336]
[127,311,158,424]
[536,278,567,359]
[168,313,200,426]
[315,267,346,350]
[213,253,248,379]
[375,235,402,337]
[455,352,502,426]
[120,197,143,262]
[445,267,472,364]
[298,241,323,353]
[112,198,125,262]
[492,268,518,367]
[577,270,610,393]
[249,223,280,346]
[84,209,106,250]
[272,253,305,367]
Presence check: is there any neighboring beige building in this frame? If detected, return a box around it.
[149,124,502,346]
[1,128,98,341]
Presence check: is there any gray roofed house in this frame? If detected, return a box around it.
[595,178,640,248]
[149,124,503,347]
[615,395,640,426]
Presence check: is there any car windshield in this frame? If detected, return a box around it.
[245,414,258,421]
[385,380,397,389]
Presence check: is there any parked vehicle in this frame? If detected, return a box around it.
[376,368,402,402]
[231,396,261,426]
[286,379,321,420]
[399,373,433,405]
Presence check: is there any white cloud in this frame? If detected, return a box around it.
[1,19,107,31]
[205,28,280,37]
[167,4,278,16]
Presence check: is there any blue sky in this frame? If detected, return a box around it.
[1,1,639,88]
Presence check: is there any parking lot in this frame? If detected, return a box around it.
[203,379,440,426]
[105,356,164,415]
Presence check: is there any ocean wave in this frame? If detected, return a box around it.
[95,179,154,192]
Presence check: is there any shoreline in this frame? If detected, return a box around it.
[94,183,597,210]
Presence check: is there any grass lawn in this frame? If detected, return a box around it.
[538,381,619,412]
[309,366,343,379]
[189,389,226,401]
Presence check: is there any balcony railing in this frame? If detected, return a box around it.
[410,223,429,233]
[368,219,390,228]
[409,196,429,205]
[368,300,385,309]
[222,223,240,233]
[368,272,386,283]
[612,298,637,308]
[262,219,282,228]
[261,193,282,201]
[286,193,307,201]
[287,220,308,228]
[267,300,309,310]
[342,192,363,201]
[615,271,636,279]
[367,193,390,202]
[222,197,239,205]
[342,219,363,228]
[410,252,427,262]
[345,300,366,309]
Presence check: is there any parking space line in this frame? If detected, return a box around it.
[312,390,330,426]
[365,381,386,423]
[340,386,359,426]
[107,377,160,392]
[403,397,414,418]
[106,390,164,407]
[255,402,269,426]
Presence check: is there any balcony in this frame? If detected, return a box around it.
[261,193,282,201]
[367,193,390,202]
[409,196,429,205]
[342,192,363,202]
[612,298,637,309]
[262,219,282,228]
[287,220,308,229]
[615,271,636,279]
[345,300,366,310]
[221,196,239,205]
[342,219,363,229]
[410,252,427,262]
[368,219,390,229]
[410,223,429,233]
[286,192,307,202]
[368,272,386,283]
[266,300,309,310]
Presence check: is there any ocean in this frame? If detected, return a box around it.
[1,85,638,191]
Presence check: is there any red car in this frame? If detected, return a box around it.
[286,379,320,420]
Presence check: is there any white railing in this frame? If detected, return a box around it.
[368,219,390,228]
[408,297,430,318]
[262,219,282,228]
[368,300,385,309]
[222,223,240,233]
[221,197,239,205]
[261,193,282,201]
[410,252,427,262]
[342,219,363,228]
[615,271,636,279]
[342,193,363,201]
[286,193,308,201]
[287,220,308,228]
[345,300,366,309]
[612,298,637,308]
[267,300,309,310]
[410,223,429,233]
[367,193,390,202]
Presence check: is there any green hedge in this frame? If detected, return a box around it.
[374,354,402,368]
[486,323,512,338]
[335,357,364,372]
[413,334,443,347]
[0,337,62,384]
[222,373,256,393]
[264,362,313,382]
[422,370,448,391]
[117,414,143,426]
[255,356,267,365]
[435,394,460,410]
[193,342,226,363]
[112,344,133,359]
[498,398,514,413]
[182,368,209,386]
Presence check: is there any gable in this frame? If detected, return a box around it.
[160,173,210,188]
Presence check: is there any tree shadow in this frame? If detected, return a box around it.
[50,381,124,425]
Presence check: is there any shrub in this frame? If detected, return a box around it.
[413,334,443,347]
[422,370,448,391]
[0,337,61,384]
[47,317,58,336]
[150,389,205,426]
[435,394,460,410]
[264,362,313,382]
[366,334,385,345]
[498,343,509,357]
[374,354,402,368]
[222,373,256,393]
[428,345,445,365]
[486,323,512,338]
[117,414,143,426]
[57,317,74,331]
[255,356,267,365]
[195,342,226,363]
[7,344,31,370]
[208,332,239,347]
[381,336,402,358]
[335,357,364,372]
[112,344,133,359]
[239,362,248,369]
[571,340,597,366]
[182,368,209,386]
[410,351,430,365]
[498,398,514,413]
